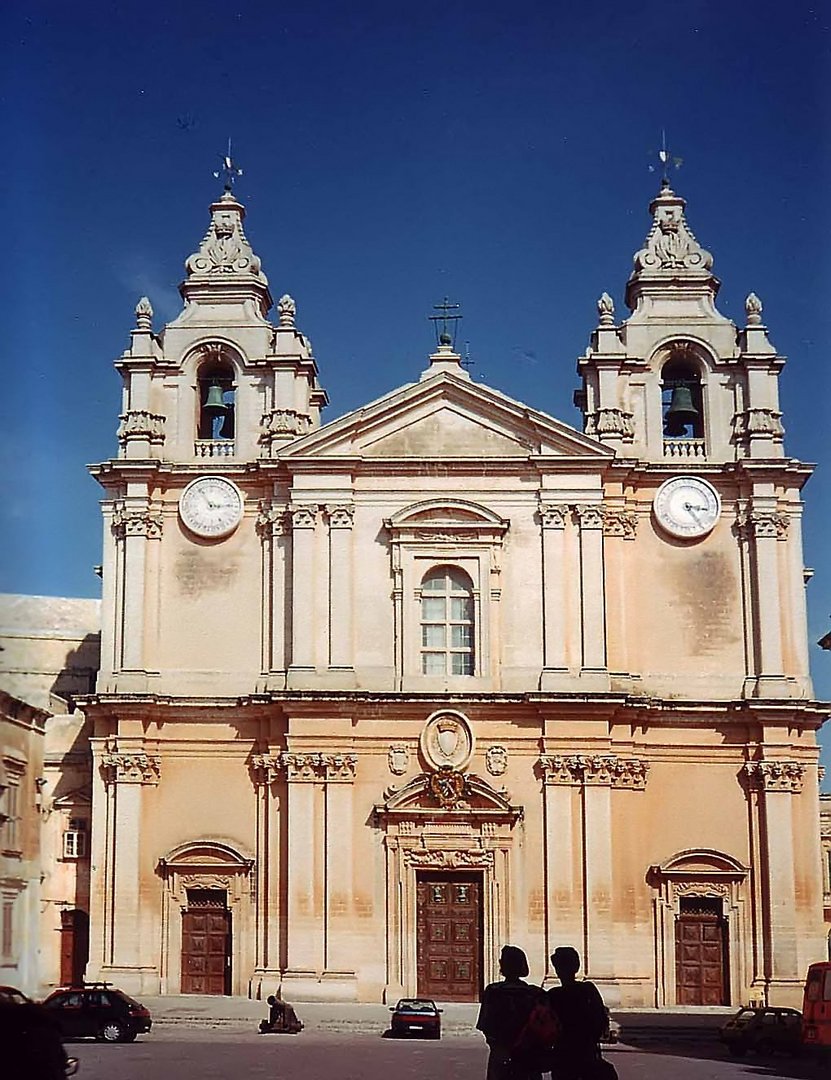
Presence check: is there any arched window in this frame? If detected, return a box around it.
[420,566,474,675]
[661,351,704,440]
[197,362,235,442]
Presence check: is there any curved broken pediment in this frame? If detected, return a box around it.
[377,771,521,820]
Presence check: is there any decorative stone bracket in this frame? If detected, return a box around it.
[540,753,650,789]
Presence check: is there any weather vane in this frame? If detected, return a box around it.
[648,130,683,183]
[213,138,243,191]
[428,296,462,348]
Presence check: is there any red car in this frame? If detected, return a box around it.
[389,998,442,1039]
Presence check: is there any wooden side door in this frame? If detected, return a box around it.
[181,908,231,995]
[416,873,482,1001]
[59,909,89,987]
[675,901,728,1005]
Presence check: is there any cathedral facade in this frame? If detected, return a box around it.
[68,179,825,1007]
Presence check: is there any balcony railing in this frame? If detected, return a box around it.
[194,440,235,458]
[663,438,706,459]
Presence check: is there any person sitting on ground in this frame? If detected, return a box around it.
[547,946,607,1080]
[258,992,303,1034]
[476,944,550,1080]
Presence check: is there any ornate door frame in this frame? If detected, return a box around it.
[157,840,254,995]
[375,771,522,1002]
[648,848,748,1007]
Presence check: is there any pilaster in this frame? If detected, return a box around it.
[326,505,355,676]
[287,505,317,680]
[573,505,608,687]
[539,505,568,688]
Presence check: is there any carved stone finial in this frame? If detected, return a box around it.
[277,294,297,328]
[135,296,153,330]
[745,292,763,325]
[597,292,615,326]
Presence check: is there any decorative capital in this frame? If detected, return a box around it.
[281,751,357,782]
[540,753,649,789]
[540,505,567,530]
[326,504,355,529]
[743,760,805,793]
[289,505,317,529]
[745,292,763,326]
[260,409,312,445]
[251,753,284,785]
[594,408,635,439]
[736,511,789,541]
[135,296,154,330]
[101,751,160,785]
[277,293,296,327]
[117,411,166,446]
[597,292,615,326]
[112,507,163,539]
[255,502,287,537]
[601,508,638,539]
[572,504,604,530]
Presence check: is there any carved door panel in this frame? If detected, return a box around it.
[675,903,728,1006]
[416,873,482,1001]
[181,906,231,995]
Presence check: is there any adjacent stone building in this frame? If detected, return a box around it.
[9,177,828,1006]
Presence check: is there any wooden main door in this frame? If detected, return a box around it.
[416,872,482,1001]
[181,890,231,995]
[675,897,729,1005]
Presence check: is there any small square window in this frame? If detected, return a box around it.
[63,830,87,859]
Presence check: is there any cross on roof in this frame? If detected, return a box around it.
[428,297,462,347]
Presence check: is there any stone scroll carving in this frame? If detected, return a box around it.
[634,189,713,274]
[100,752,161,786]
[402,847,495,869]
[185,192,266,282]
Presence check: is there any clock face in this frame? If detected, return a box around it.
[653,476,721,539]
[179,476,243,539]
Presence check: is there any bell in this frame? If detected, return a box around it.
[664,384,699,436]
[203,383,226,413]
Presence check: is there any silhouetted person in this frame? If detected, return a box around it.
[259,992,303,1034]
[477,945,548,1080]
[547,947,607,1080]
[0,1002,71,1080]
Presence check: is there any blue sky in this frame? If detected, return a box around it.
[3,2,829,769]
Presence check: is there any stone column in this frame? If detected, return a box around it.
[742,512,788,696]
[95,748,161,990]
[323,755,357,988]
[326,506,355,672]
[744,761,803,999]
[540,506,568,687]
[539,755,582,981]
[581,756,615,981]
[251,754,283,978]
[288,506,317,677]
[112,503,162,678]
[257,506,288,680]
[573,505,607,681]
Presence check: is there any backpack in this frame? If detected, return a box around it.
[513,997,561,1056]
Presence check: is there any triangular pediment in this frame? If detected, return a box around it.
[280,373,612,461]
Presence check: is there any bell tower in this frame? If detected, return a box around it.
[91,177,328,695]
[576,178,786,464]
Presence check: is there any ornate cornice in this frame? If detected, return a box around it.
[540,754,649,789]
[111,507,163,539]
[281,751,357,782]
[743,760,805,793]
[100,751,161,785]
